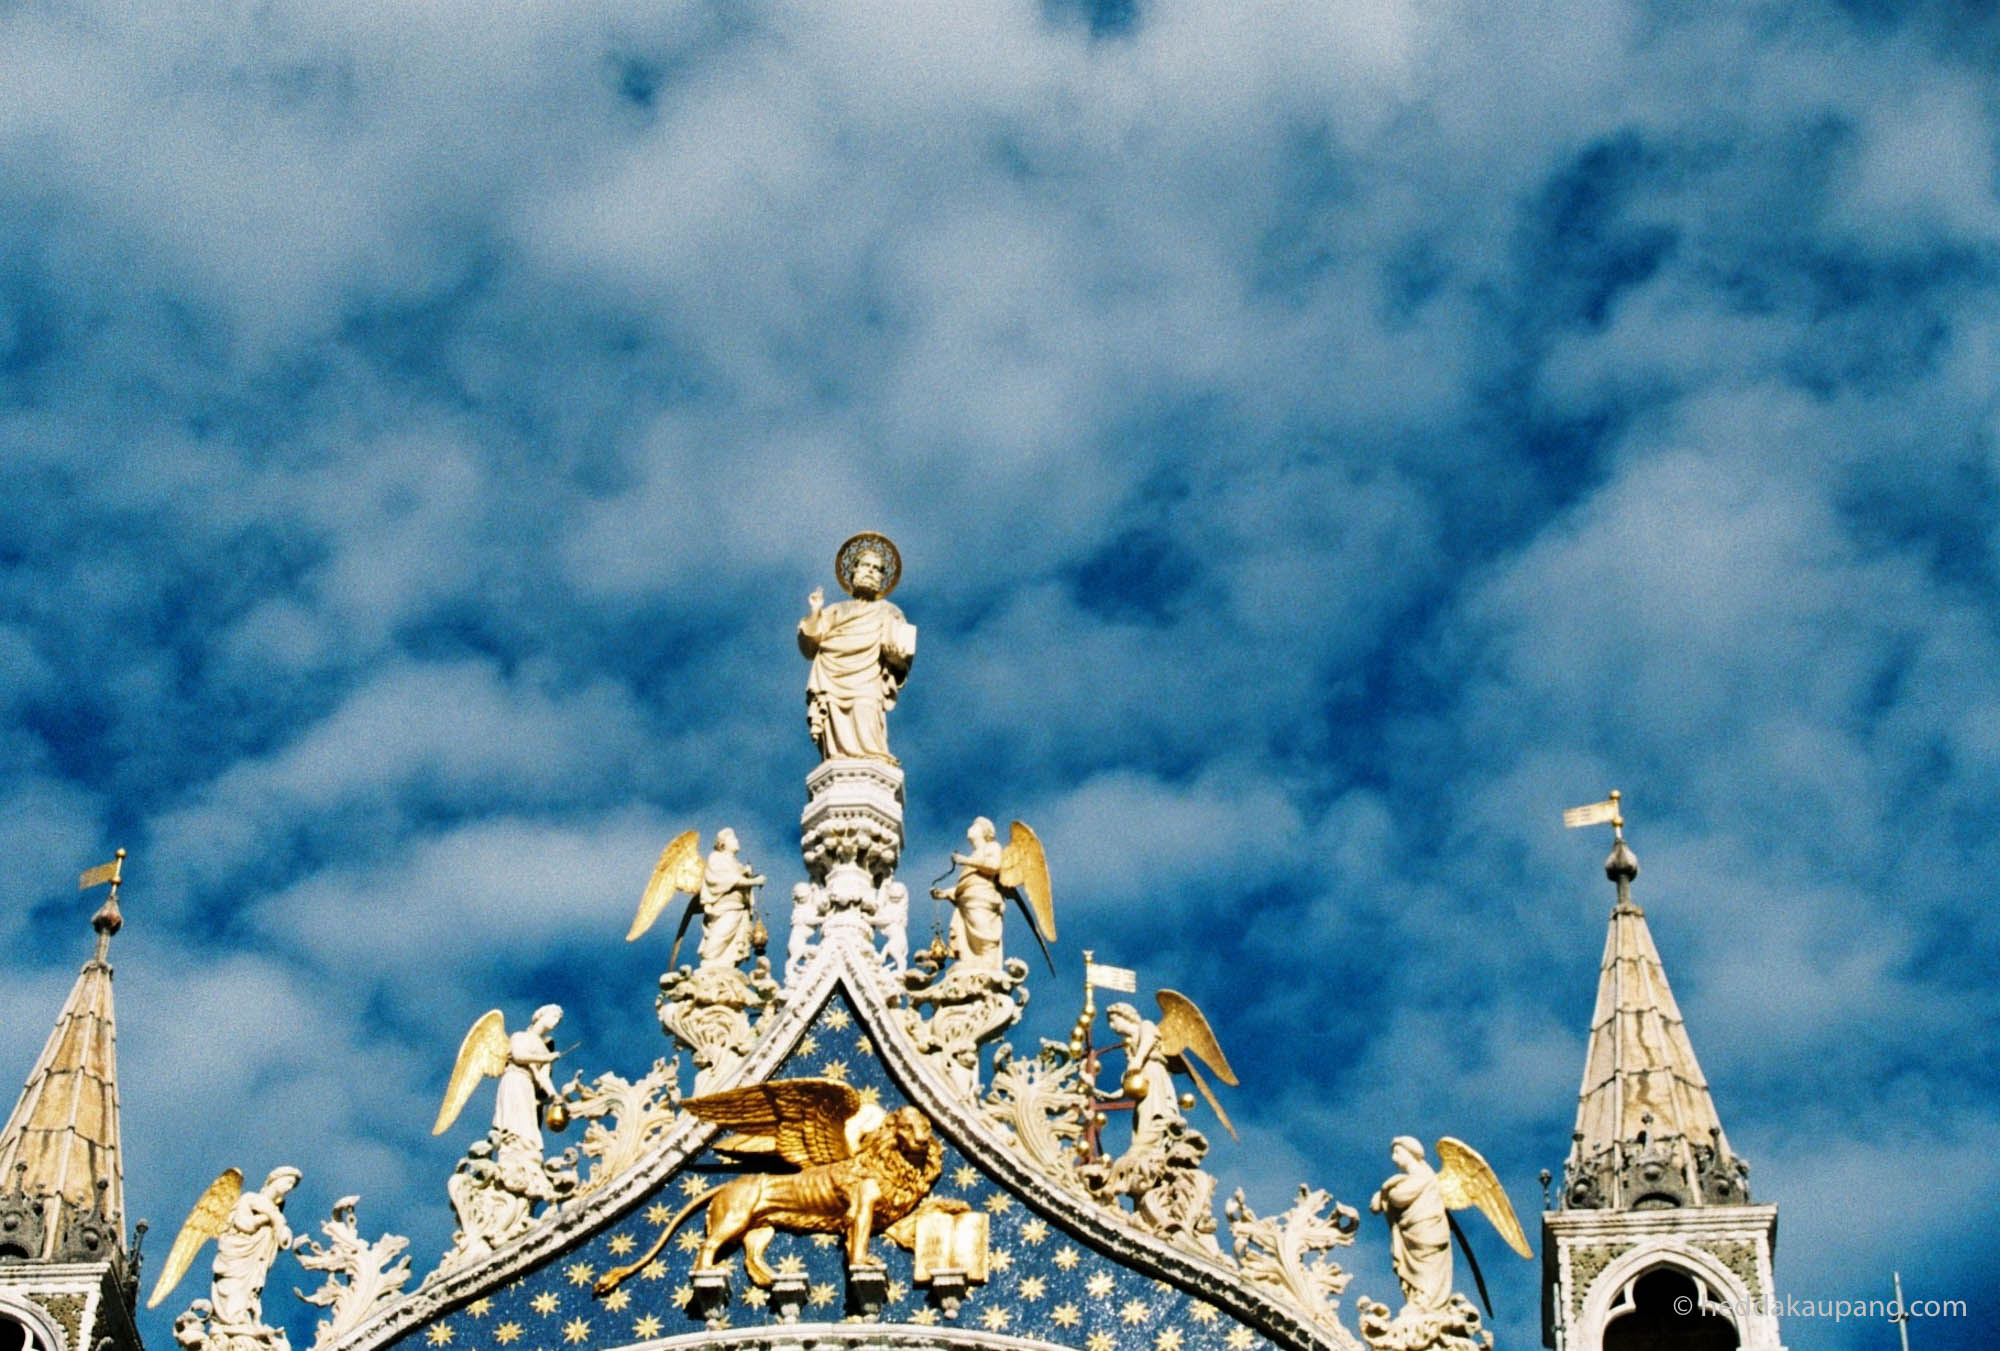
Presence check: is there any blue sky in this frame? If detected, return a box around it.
[2,1,1996,1348]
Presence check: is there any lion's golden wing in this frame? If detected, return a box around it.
[432,1009,508,1136]
[1154,988,1238,1085]
[627,830,702,942]
[683,1078,863,1167]
[145,1167,241,1309]
[999,821,1056,942]
[1435,1136,1531,1258]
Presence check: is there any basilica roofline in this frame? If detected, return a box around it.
[323,934,1355,1351]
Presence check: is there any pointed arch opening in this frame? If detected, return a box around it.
[1602,1266,1738,1351]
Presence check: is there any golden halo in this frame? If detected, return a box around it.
[834,532,902,598]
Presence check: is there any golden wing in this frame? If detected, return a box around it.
[1154,988,1240,1140]
[145,1167,241,1308]
[1155,989,1238,1085]
[1435,1136,1532,1259]
[682,1078,863,1167]
[998,820,1056,941]
[627,830,702,942]
[431,1009,509,1136]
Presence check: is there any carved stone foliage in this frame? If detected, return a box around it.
[1700,1238,1762,1298]
[293,1197,411,1350]
[1226,1184,1361,1333]
[658,960,782,1096]
[433,1130,578,1280]
[1356,1293,1493,1351]
[982,1041,1090,1189]
[564,1058,681,1194]
[898,944,1028,1096]
[1567,1243,1628,1317]
[791,759,908,979]
[171,1302,290,1351]
[1079,1118,1223,1259]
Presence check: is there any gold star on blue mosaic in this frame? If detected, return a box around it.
[378,987,1293,1351]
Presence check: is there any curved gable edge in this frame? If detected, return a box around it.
[326,938,1354,1351]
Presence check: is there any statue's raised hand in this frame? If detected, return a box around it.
[808,586,824,614]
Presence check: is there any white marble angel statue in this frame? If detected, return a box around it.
[798,532,915,764]
[432,1004,565,1153]
[147,1165,302,1340]
[1104,990,1239,1147]
[624,828,766,972]
[930,817,1056,973]
[1369,1136,1530,1313]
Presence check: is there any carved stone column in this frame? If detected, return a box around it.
[795,759,906,970]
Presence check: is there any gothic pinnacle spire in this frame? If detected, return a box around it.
[0,853,132,1266]
[1553,803,1748,1211]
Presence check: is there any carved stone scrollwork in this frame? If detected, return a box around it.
[793,758,907,979]
[434,1131,578,1279]
[564,1059,682,1193]
[1079,1118,1223,1259]
[1356,1293,1492,1351]
[658,960,783,1096]
[983,1042,1089,1189]
[293,1197,411,1350]
[899,946,1028,1096]
[173,1300,290,1351]
[1225,1184,1361,1334]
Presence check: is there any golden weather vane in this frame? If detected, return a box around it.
[1561,788,1623,839]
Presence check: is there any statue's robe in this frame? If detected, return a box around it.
[210,1195,290,1329]
[697,849,759,968]
[798,597,914,762]
[945,840,1006,970]
[494,1030,555,1153]
[1379,1163,1452,1310]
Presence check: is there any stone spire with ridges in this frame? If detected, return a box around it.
[1559,826,1750,1211]
[0,851,129,1261]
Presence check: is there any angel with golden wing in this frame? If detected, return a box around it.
[625,829,766,971]
[930,817,1056,972]
[1104,989,1240,1146]
[1370,1136,1531,1314]
[146,1165,302,1335]
[432,1004,565,1153]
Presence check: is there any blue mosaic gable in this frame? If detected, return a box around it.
[384,988,1281,1351]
